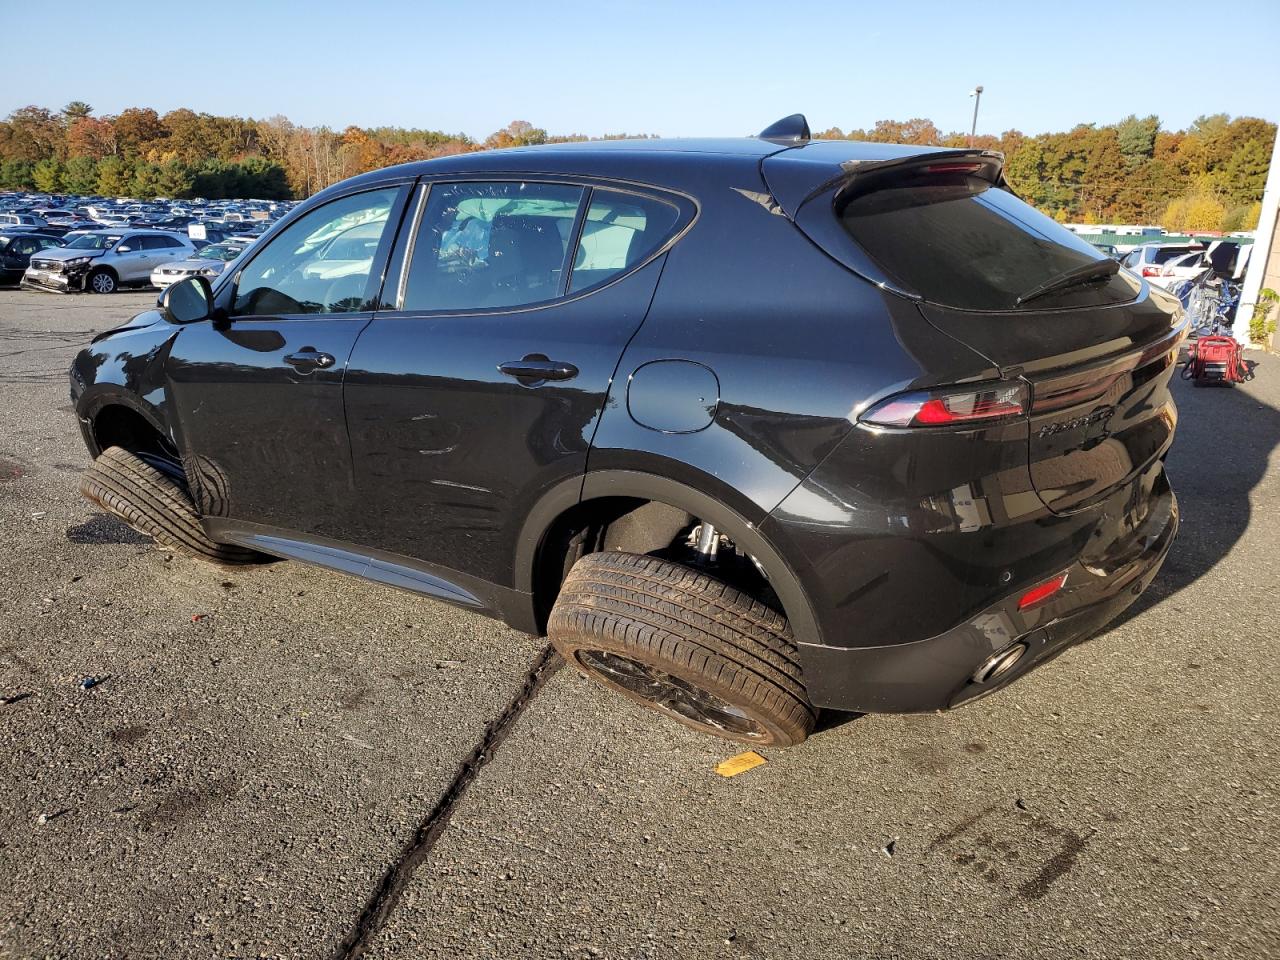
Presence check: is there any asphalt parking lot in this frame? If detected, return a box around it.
[1,288,1277,960]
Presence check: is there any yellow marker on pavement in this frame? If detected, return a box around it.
[715,751,767,777]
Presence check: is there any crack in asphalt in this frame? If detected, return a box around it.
[331,644,564,960]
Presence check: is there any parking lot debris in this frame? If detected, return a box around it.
[77,676,107,692]
[714,751,767,777]
[1,692,33,706]
[37,809,69,825]
[191,614,207,623]
[882,839,898,857]
[31,511,46,519]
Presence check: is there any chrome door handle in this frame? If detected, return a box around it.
[498,354,578,383]
[284,348,336,370]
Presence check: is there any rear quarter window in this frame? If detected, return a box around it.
[840,176,1139,311]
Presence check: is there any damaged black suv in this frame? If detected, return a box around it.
[71,115,1182,746]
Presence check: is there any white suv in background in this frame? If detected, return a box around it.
[23,229,197,294]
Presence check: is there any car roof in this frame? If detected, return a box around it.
[323,136,961,198]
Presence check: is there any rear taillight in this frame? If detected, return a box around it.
[860,382,1028,428]
[1142,266,1162,277]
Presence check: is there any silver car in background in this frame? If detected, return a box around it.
[23,229,197,293]
[151,239,251,290]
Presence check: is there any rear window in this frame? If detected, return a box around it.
[839,176,1140,311]
[1152,246,1197,265]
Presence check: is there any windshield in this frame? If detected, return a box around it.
[199,242,246,262]
[65,233,122,251]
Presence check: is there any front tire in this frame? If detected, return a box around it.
[86,268,117,294]
[548,551,816,746]
[79,446,260,565]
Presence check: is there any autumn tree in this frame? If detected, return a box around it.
[113,107,165,159]
[65,116,116,160]
[5,106,63,161]
[485,120,548,149]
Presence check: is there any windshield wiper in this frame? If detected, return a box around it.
[1015,258,1119,307]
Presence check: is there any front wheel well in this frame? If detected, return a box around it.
[532,496,781,632]
[88,404,174,462]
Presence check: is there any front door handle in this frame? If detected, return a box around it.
[284,348,336,371]
[498,354,578,384]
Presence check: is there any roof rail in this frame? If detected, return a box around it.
[758,114,811,143]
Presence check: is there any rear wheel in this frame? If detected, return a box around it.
[79,446,260,565]
[87,268,116,294]
[548,551,815,746]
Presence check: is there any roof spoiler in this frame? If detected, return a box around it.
[758,114,811,143]
[763,148,1006,220]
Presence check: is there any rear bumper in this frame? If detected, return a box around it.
[799,467,1178,713]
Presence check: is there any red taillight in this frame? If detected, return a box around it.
[861,383,1028,428]
[1018,572,1068,610]
[917,162,986,175]
[1142,265,1162,277]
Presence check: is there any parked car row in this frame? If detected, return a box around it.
[1,189,270,293]
[2,226,258,293]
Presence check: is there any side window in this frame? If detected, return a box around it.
[231,188,399,318]
[139,236,163,250]
[13,238,39,255]
[401,181,583,312]
[568,190,681,294]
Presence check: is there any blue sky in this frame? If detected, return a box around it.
[6,0,1279,137]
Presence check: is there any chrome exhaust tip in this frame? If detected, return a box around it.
[972,642,1029,684]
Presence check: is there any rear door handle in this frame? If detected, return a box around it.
[284,348,336,370]
[498,354,579,383]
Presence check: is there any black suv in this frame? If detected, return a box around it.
[70,117,1182,746]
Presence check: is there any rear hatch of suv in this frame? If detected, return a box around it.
[767,146,1185,514]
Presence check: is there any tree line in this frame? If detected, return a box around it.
[821,114,1273,232]
[0,102,1272,231]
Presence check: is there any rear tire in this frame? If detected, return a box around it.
[548,551,816,747]
[87,268,116,294]
[79,446,260,565]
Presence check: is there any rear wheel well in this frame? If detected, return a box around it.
[532,496,780,631]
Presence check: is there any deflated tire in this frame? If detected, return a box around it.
[548,551,816,746]
[79,446,261,565]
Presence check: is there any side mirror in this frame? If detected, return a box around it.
[160,275,213,325]
[116,245,132,253]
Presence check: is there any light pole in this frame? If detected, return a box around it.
[969,86,984,145]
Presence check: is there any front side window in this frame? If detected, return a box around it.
[402,182,583,312]
[231,188,398,318]
[568,190,680,293]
